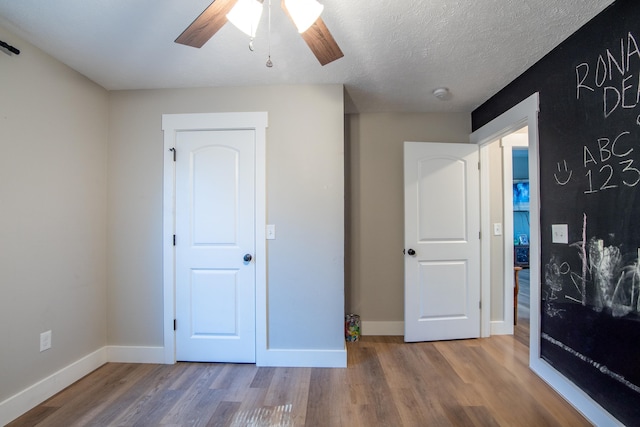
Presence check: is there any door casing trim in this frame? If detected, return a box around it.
[162,112,268,365]
[471,94,539,340]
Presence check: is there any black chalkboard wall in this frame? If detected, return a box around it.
[473,1,640,424]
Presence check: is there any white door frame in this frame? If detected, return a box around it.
[470,94,540,341]
[162,112,268,365]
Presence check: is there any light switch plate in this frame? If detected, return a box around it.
[552,224,569,244]
[493,223,502,236]
[266,224,276,240]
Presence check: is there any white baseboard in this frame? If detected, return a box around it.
[490,320,514,336]
[0,345,164,425]
[106,346,166,364]
[531,359,622,426]
[361,321,404,336]
[258,347,347,368]
[0,348,107,426]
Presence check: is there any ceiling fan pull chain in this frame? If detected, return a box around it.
[266,0,273,67]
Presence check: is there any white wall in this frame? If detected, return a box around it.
[0,26,109,403]
[107,85,345,351]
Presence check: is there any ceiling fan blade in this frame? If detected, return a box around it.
[175,0,238,48]
[300,16,344,66]
[280,1,343,66]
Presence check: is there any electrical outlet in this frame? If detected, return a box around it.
[40,330,51,352]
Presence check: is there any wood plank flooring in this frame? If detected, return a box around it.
[7,328,590,426]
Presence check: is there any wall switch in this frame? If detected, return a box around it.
[40,330,51,352]
[493,223,502,236]
[552,224,569,244]
[266,224,276,240]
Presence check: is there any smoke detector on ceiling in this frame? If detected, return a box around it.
[432,87,450,100]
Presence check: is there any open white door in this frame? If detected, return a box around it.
[404,141,481,342]
[175,129,256,363]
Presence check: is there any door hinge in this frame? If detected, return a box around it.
[173,319,177,331]
[479,300,482,309]
[169,147,176,162]
[478,162,481,170]
[479,231,481,239]
[173,234,176,246]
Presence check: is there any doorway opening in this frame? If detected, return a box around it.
[512,144,530,341]
[501,129,530,345]
[471,93,540,363]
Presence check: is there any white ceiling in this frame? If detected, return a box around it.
[0,0,614,113]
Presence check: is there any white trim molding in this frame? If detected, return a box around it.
[258,348,347,368]
[490,320,514,336]
[0,348,107,426]
[471,93,539,340]
[162,112,268,366]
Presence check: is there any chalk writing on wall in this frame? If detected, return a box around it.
[552,31,640,195]
[551,131,640,193]
[575,32,640,119]
[541,20,640,424]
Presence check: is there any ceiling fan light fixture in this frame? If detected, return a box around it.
[284,0,323,33]
[227,0,264,38]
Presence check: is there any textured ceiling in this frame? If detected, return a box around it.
[0,0,615,113]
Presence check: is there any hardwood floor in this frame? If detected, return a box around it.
[8,330,590,427]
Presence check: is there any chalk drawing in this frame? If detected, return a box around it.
[542,333,640,394]
[544,213,640,318]
[544,256,569,318]
[554,160,573,185]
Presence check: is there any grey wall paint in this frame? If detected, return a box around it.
[0,26,109,402]
[108,85,345,350]
[1,24,345,403]
[345,112,471,322]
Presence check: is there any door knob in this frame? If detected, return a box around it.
[243,254,253,262]
[407,249,416,256]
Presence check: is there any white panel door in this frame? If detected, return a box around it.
[176,129,256,362]
[404,141,480,342]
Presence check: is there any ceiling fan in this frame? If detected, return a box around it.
[175,0,344,66]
